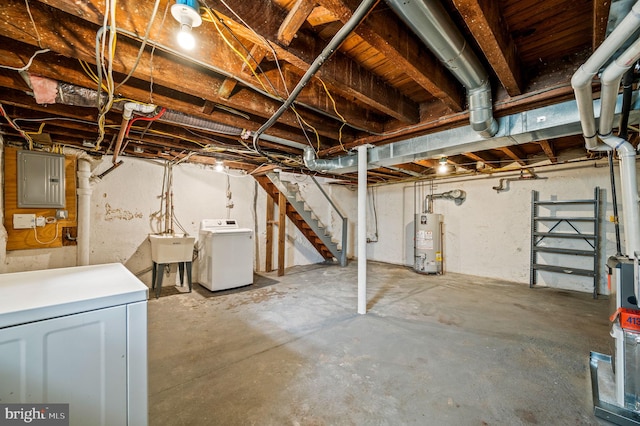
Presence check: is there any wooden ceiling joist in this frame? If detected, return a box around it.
[451,0,523,96]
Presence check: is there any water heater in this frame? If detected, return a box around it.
[414,213,443,274]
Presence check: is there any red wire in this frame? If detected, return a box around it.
[124,107,166,137]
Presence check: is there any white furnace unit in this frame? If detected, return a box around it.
[198,219,254,291]
[414,213,443,274]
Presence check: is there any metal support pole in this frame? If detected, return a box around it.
[357,145,369,314]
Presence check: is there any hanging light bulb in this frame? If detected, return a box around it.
[215,160,224,172]
[438,157,448,174]
[171,0,202,50]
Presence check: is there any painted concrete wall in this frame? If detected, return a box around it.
[363,157,631,294]
[1,136,636,297]
[0,149,337,284]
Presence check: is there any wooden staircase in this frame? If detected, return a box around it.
[254,175,339,262]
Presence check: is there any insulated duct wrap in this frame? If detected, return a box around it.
[160,109,243,136]
[56,82,107,108]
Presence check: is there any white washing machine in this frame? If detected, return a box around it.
[198,219,254,291]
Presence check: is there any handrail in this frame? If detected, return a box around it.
[310,175,345,220]
[310,175,348,267]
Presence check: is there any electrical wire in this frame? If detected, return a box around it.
[0,48,50,72]
[124,107,166,137]
[115,0,161,90]
[33,222,59,245]
[201,1,319,154]
[0,103,34,149]
[24,0,43,48]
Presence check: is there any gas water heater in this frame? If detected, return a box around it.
[414,213,443,274]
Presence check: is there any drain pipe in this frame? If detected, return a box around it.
[618,67,636,140]
[385,0,497,138]
[77,157,93,266]
[112,102,157,164]
[251,0,378,151]
[571,0,640,149]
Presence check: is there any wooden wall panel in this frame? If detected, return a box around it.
[4,147,78,250]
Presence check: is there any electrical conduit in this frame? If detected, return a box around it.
[251,0,378,150]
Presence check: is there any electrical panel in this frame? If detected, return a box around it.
[17,150,66,208]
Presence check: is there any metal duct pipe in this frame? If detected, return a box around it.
[425,189,466,212]
[385,0,498,138]
[303,146,358,171]
[252,0,378,148]
[571,0,640,149]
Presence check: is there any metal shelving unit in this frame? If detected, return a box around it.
[529,188,601,298]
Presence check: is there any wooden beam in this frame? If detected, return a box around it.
[278,0,317,46]
[0,39,320,148]
[538,139,558,163]
[266,195,275,272]
[462,152,497,168]
[278,191,287,276]
[218,45,269,99]
[452,0,523,96]
[205,0,420,123]
[593,0,611,51]
[498,146,527,166]
[9,0,353,142]
[316,0,464,112]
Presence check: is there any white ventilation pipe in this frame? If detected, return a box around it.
[385,0,498,138]
[571,1,640,149]
[599,37,640,137]
[572,1,640,266]
[602,135,640,260]
[77,157,93,266]
[357,144,369,315]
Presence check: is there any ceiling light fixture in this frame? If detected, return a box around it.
[215,160,224,172]
[171,0,202,50]
[438,157,448,174]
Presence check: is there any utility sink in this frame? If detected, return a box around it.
[149,234,195,263]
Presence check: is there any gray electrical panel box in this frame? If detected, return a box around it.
[17,150,66,208]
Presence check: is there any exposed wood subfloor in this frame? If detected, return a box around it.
[147,262,610,425]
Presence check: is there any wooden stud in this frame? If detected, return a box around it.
[278,191,287,276]
[266,195,274,272]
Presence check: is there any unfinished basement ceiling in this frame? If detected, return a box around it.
[0,0,634,183]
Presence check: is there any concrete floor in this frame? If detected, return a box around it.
[147,261,612,425]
